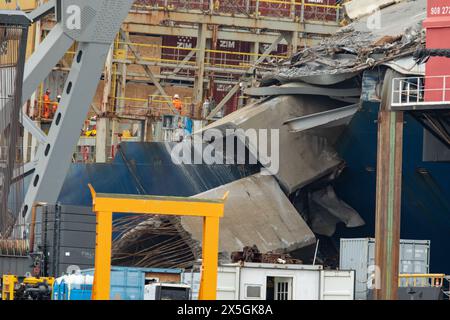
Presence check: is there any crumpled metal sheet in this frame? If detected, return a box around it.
[309,186,365,237]
[244,82,361,97]
[382,56,425,76]
[181,173,317,258]
[200,95,348,194]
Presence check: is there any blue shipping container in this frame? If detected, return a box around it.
[53,267,183,300]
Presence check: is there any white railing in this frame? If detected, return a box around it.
[391,76,450,108]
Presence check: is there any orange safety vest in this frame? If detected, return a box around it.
[173,98,182,111]
[43,94,51,118]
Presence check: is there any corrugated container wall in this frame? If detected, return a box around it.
[58,267,185,300]
[340,238,431,300]
[81,267,147,300]
[0,256,33,277]
[34,205,96,277]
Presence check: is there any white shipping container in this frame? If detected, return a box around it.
[182,263,355,300]
[320,270,356,300]
[339,238,431,300]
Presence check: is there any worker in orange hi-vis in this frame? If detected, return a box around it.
[43,89,51,119]
[172,94,183,113]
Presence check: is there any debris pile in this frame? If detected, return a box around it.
[261,23,424,86]
[231,246,303,265]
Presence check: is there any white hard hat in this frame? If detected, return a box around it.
[174,94,180,99]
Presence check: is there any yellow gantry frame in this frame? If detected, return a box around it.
[88,184,228,301]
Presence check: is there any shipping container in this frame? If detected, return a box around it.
[0,255,33,277]
[81,267,150,300]
[54,267,183,300]
[210,39,254,116]
[34,205,96,277]
[182,263,355,300]
[339,238,431,300]
[161,35,197,79]
[302,0,339,22]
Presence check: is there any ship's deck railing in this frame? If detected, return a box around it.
[391,76,450,108]
[132,0,342,23]
[398,274,446,288]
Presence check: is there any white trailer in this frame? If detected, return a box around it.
[182,263,355,300]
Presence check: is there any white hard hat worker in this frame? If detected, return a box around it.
[173,94,182,112]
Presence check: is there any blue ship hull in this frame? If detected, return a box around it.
[334,101,450,274]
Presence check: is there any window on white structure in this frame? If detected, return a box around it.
[245,285,262,299]
[266,276,293,300]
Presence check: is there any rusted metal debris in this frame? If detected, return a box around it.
[231,245,303,265]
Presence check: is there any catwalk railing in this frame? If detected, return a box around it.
[392,76,450,108]
[132,0,342,23]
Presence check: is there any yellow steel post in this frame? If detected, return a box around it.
[92,211,113,300]
[198,216,220,300]
[2,275,18,300]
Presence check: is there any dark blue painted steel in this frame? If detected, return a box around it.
[58,142,259,205]
[334,101,450,274]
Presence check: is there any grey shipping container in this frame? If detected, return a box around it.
[0,255,34,277]
[34,205,96,277]
[339,238,430,300]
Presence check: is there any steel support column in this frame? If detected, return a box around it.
[96,45,114,163]
[194,23,208,107]
[92,210,113,300]
[21,42,113,222]
[287,31,299,57]
[374,70,404,300]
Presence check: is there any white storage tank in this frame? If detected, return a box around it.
[339,238,431,300]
